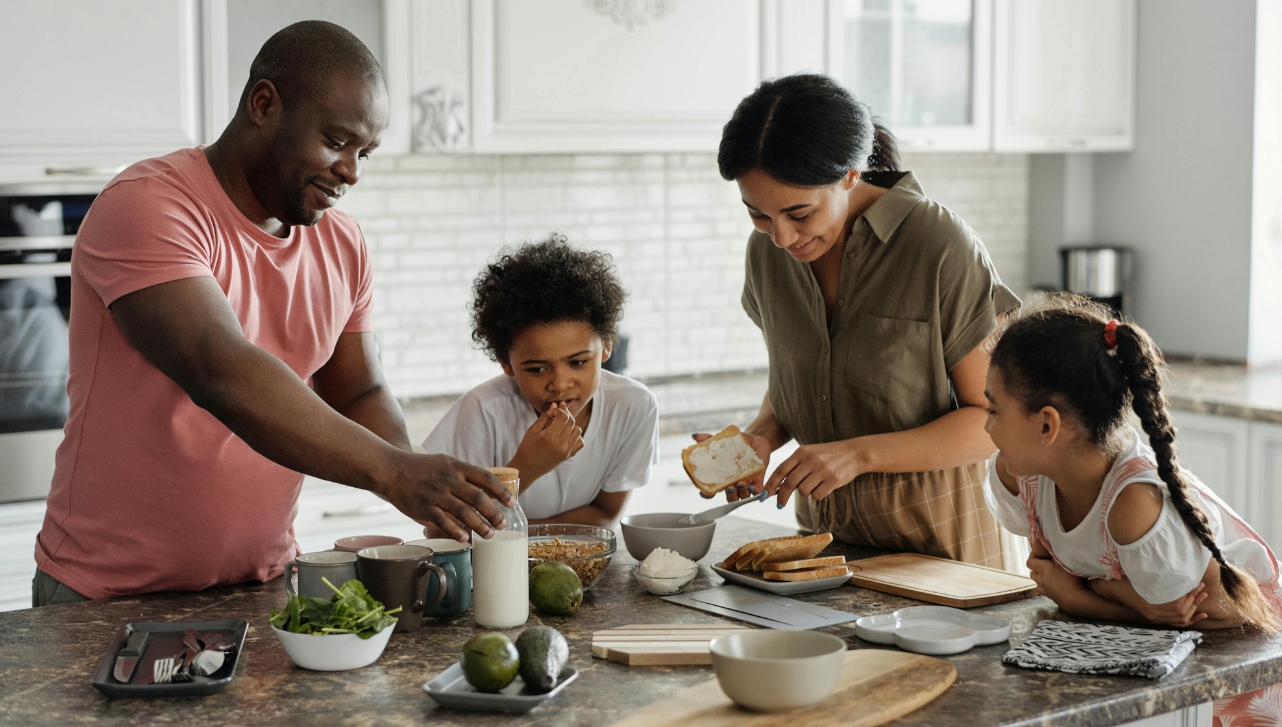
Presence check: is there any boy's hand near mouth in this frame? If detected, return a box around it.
[508,401,586,488]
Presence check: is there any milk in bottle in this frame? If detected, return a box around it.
[472,467,529,628]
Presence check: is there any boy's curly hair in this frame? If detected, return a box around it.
[470,234,627,363]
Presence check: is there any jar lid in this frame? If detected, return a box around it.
[486,467,520,497]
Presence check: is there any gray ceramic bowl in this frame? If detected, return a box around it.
[710,631,846,711]
[619,513,716,562]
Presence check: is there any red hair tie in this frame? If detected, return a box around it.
[1104,320,1119,349]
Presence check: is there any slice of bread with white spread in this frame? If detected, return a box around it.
[681,425,766,497]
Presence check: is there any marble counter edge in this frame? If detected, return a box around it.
[1169,395,1282,425]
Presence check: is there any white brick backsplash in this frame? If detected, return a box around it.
[338,152,1028,398]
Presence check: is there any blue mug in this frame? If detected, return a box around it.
[406,538,472,617]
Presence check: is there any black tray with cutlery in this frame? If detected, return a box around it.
[91,619,248,699]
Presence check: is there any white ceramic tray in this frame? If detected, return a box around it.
[423,663,578,713]
[710,565,849,596]
[854,605,1011,655]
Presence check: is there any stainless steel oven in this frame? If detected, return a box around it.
[0,182,99,503]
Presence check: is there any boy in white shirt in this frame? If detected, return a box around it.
[422,235,659,527]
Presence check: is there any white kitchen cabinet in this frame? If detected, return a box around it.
[464,0,765,154]
[1165,411,1282,550]
[829,0,994,152]
[0,0,204,183]
[410,0,830,154]
[992,0,1136,152]
[1248,421,1282,548]
[1121,702,1213,727]
[1171,411,1251,516]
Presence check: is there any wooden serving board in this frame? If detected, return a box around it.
[846,553,1037,608]
[592,624,753,666]
[610,649,956,727]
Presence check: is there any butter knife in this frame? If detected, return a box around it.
[113,629,149,683]
[677,491,766,527]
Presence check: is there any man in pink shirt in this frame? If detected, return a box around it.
[33,22,513,605]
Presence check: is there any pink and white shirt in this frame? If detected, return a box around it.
[984,429,1277,605]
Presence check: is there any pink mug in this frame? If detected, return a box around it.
[334,535,403,553]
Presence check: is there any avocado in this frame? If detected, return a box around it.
[516,626,570,693]
[460,632,520,693]
[529,561,583,615]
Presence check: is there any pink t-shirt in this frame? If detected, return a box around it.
[35,148,373,598]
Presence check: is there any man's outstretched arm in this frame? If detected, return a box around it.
[312,330,412,452]
[110,276,513,540]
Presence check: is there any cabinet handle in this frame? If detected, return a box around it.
[45,166,126,177]
[322,503,394,518]
[0,262,71,280]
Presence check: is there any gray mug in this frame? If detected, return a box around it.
[285,550,359,599]
[406,538,472,617]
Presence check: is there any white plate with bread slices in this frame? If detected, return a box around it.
[711,533,851,595]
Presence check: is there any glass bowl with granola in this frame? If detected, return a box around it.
[527,524,617,590]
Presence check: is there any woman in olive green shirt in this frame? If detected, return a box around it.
[713,74,1021,568]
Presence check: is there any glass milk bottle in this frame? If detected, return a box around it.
[472,467,529,628]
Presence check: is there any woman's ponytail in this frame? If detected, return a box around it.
[867,121,901,172]
[1112,323,1279,632]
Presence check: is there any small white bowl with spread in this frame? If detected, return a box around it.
[633,547,699,594]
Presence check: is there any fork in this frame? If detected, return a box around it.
[152,657,193,684]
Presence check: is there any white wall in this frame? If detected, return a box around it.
[1248,1,1282,365]
[1089,0,1258,359]
[1028,153,1095,289]
[337,152,1029,399]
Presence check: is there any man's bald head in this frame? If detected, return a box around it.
[237,20,384,116]
[216,20,387,230]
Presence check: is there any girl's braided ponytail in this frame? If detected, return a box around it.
[1111,322,1278,632]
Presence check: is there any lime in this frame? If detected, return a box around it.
[460,632,520,693]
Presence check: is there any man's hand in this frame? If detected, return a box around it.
[383,453,515,542]
[690,430,773,502]
[508,403,584,487]
[767,440,865,507]
[1089,577,1209,628]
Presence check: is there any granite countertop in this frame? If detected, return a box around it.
[1165,361,1282,424]
[3,517,1280,726]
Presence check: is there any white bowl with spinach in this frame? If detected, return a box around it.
[270,578,399,671]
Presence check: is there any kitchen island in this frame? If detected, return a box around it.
[2,517,1280,726]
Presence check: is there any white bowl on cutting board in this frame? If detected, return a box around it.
[854,605,1011,655]
[709,630,847,712]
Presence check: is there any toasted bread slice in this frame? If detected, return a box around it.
[762,564,850,581]
[733,536,810,571]
[682,425,766,497]
[720,535,801,570]
[748,533,833,570]
[758,555,847,572]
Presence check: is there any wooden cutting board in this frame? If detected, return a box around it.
[846,553,1036,608]
[592,624,753,666]
[610,649,956,727]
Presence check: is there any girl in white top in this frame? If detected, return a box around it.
[423,235,659,526]
[982,295,1281,727]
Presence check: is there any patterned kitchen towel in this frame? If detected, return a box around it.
[1002,620,1202,679]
